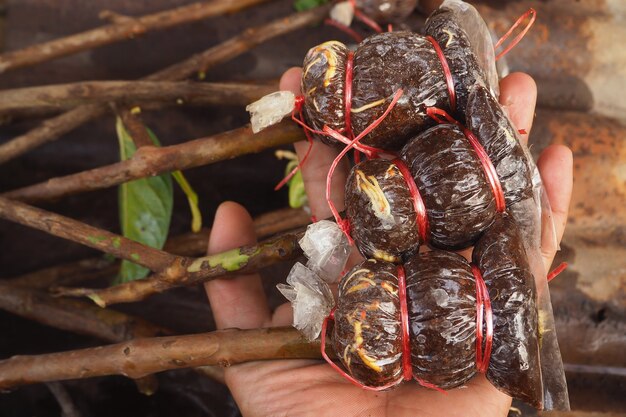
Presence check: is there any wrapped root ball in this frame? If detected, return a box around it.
[405,250,477,389]
[473,215,543,408]
[356,0,418,23]
[334,259,402,387]
[401,124,496,249]
[345,159,420,263]
[351,32,450,149]
[467,85,533,206]
[301,41,349,135]
[424,1,490,117]
[301,32,450,150]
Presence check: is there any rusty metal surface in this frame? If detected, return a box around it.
[474,2,626,121]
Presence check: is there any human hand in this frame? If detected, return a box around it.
[203,69,572,417]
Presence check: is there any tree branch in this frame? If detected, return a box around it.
[0,0,272,73]
[0,327,321,389]
[2,121,304,203]
[0,5,329,164]
[0,197,179,271]
[0,197,304,306]
[6,207,309,290]
[59,230,304,306]
[0,81,275,118]
[0,282,171,342]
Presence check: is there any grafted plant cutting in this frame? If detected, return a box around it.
[248,0,570,411]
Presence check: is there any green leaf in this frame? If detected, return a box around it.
[171,170,202,233]
[294,0,328,12]
[144,128,202,233]
[285,159,307,209]
[115,117,173,284]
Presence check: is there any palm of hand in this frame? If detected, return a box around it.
[203,69,572,417]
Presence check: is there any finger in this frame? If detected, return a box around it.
[537,145,573,269]
[499,72,537,145]
[204,201,270,329]
[280,67,351,220]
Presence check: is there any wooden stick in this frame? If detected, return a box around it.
[0,282,171,341]
[0,5,329,164]
[0,197,178,271]
[0,81,275,117]
[0,196,303,306]
[7,207,309,290]
[0,327,321,389]
[2,121,305,203]
[58,230,304,306]
[0,0,272,74]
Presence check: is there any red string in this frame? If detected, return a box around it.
[324,18,364,43]
[274,96,316,191]
[425,36,456,113]
[392,158,429,244]
[471,265,493,374]
[495,8,536,61]
[320,308,403,391]
[324,89,404,242]
[547,262,567,282]
[344,51,355,139]
[348,0,383,33]
[396,265,413,381]
[426,107,506,213]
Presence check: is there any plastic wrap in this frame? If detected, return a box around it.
[299,220,351,283]
[277,262,334,341]
[516,149,569,410]
[333,259,403,387]
[473,215,543,408]
[301,41,349,137]
[356,0,417,23]
[401,124,496,249]
[330,1,355,27]
[345,159,420,263]
[424,2,489,120]
[437,0,499,98]
[405,250,477,389]
[246,91,295,133]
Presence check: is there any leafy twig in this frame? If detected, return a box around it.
[0,327,322,389]
[0,5,329,164]
[0,0,272,73]
[3,121,305,203]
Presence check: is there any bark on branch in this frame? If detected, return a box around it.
[0,282,171,341]
[0,81,275,118]
[0,0,272,73]
[3,121,304,203]
[0,327,322,389]
[6,207,309,290]
[0,5,329,164]
[59,230,304,306]
[0,197,304,306]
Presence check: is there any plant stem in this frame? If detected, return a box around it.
[3,121,304,203]
[0,327,322,389]
[0,81,275,118]
[0,5,329,164]
[0,197,178,271]
[59,230,304,306]
[0,196,304,306]
[0,282,171,342]
[0,0,272,74]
